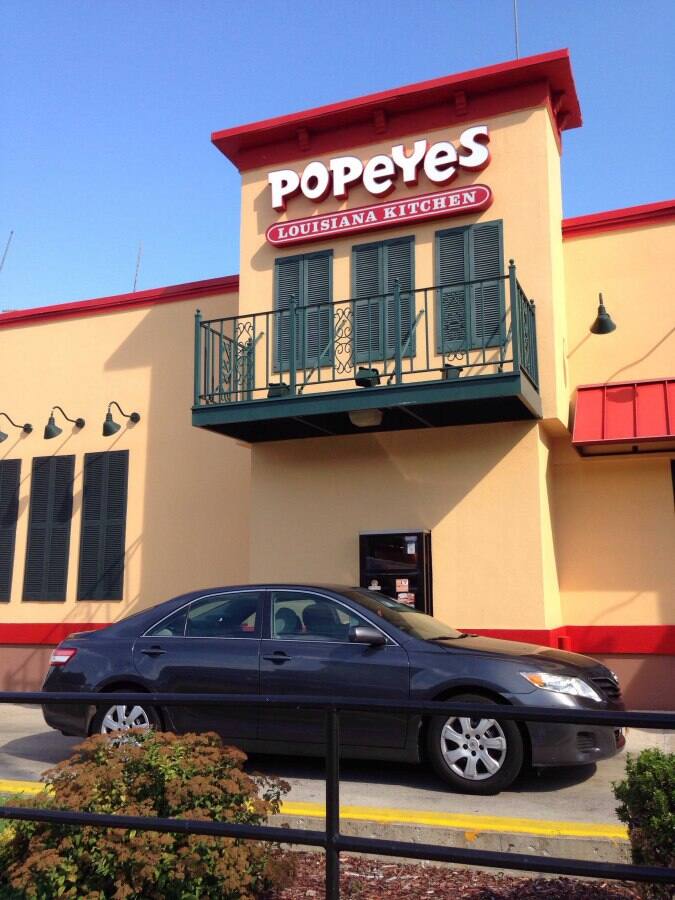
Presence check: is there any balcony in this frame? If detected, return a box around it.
[192,261,540,442]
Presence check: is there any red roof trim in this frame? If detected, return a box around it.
[0,275,239,328]
[562,200,675,239]
[572,379,675,446]
[3,623,672,654]
[212,49,581,172]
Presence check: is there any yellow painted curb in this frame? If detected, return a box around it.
[0,779,44,796]
[0,778,628,842]
[280,801,628,841]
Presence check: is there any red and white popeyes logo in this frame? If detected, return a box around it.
[267,125,490,211]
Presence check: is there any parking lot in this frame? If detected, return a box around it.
[2,704,672,834]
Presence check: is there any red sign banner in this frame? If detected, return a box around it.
[266,184,493,247]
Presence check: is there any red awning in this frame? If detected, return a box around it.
[572,379,675,455]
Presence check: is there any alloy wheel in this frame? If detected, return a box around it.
[99,704,152,734]
[439,715,507,781]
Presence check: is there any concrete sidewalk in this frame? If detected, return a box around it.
[1,704,672,863]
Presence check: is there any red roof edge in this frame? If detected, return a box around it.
[562,200,675,239]
[212,49,581,172]
[0,274,239,328]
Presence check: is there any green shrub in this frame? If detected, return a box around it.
[0,730,293,899]
[613,747,675,899]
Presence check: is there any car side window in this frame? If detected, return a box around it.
[186,591,262,639]
[271,591,371,642]
[146,607,187,637]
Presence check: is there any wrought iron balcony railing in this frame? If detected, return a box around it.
[193,261,538,410]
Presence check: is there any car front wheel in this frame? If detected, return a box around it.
[427,693,523,794]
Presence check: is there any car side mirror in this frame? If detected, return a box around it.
[349,625,386,646]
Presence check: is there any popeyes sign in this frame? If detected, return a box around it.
[266,125,492,247]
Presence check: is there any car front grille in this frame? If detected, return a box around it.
[590,673,622,701]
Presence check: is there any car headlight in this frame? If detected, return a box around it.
[520,671,602,702]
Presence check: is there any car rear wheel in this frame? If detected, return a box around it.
[426,693,523,794]
[91,692,161,736]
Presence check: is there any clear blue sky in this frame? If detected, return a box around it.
[2,0,674,311]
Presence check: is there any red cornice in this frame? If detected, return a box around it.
[0,275,239,329]
[212,49,582,172]
[2,623,673,654]
[562,199,675,239]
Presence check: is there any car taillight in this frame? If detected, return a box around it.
[49,647,77,667]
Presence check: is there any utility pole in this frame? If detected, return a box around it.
[513,0,521,59]
[133,240,143,292]
[0,230,14,274]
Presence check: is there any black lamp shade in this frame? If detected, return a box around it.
[355,367,381,388]
[44,415,62,440]
[590,294,616,335]
[102,412,121,436]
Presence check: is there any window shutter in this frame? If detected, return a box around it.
[437,228,470,352]
[353,243,382,361]
[0,459,21,601]
[78,450,129,601]
[470,221,503,348]
[275,256,301,368]
[303,252,332,365]
[23,455,74,601]
[384,239,414,356]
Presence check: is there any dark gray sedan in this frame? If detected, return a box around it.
[42,584,625,794]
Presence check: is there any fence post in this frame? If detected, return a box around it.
[289,295,298,396]
[325,706,340,900]
[393,278,403,385]
[194,309,202,407]
[508,260,520,372]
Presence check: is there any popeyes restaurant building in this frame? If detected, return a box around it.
[1,50,673,707]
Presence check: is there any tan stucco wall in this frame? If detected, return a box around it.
[238,104,568,422]
[562,219,675,393]
[556,217,675,631]
[0,291,251,626]
[250,421,559,630]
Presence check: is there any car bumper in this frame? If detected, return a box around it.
[42,702,91,737]
[528,721,625,767]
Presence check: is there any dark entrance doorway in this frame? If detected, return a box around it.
[359,531,433,614]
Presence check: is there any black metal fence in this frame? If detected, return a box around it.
[194,260,538,409]
[1,692,674,899]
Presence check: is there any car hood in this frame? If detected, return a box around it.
[431,634,602,672]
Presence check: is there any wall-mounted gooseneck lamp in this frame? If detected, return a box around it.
[0,412,33,443]
[44,406,85,440]
[102,401,141,437]
[590,293,617,335]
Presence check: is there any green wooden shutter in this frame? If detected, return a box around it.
[302,252,332,366]
[353,243,382,361]
[384,238,414,357]
[78,450,129,601]
[436,228,470,353]
[274,255,301,369]
[23,455,74,601]
[470,221,504,348]
[275,252,332,369]
[0,459,21,602]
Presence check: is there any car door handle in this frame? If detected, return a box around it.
[141,646,166,657]
[263,652,291,663]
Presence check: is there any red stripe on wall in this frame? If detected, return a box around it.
[463,626,675,655]
[562,199,675,239]
[0,623,108,645]
[1,623,674,654]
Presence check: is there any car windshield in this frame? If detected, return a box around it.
[341,589,464,641]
